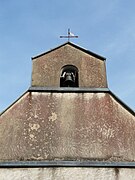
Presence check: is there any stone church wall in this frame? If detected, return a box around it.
[0,167,135,180]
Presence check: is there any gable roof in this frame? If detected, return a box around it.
[32,41,106,61]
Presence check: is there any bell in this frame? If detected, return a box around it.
[64,72,75,87]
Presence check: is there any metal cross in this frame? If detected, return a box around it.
[60,28,78,42]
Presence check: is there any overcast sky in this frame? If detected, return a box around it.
[0,0,135,112]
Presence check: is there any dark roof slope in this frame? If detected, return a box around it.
[32,42,106,61]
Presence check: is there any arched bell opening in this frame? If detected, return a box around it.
[60,65,79,87]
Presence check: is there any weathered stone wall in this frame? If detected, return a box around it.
[0,92,135,161]
[0,167,135,180]
[32,44,107,88]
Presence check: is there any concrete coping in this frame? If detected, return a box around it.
[0,161,135,168]
[28,87,109,93]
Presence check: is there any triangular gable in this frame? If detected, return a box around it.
[32,42,106,61]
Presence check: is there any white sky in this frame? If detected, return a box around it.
[0,0,135,112]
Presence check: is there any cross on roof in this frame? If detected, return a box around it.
[60,28,78,42]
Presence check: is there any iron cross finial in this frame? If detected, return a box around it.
[60,28,78,42]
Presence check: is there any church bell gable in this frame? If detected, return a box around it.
[31,42,107,88]
[0,40,135,178]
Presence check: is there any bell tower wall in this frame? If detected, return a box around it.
[32,43,107,88]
